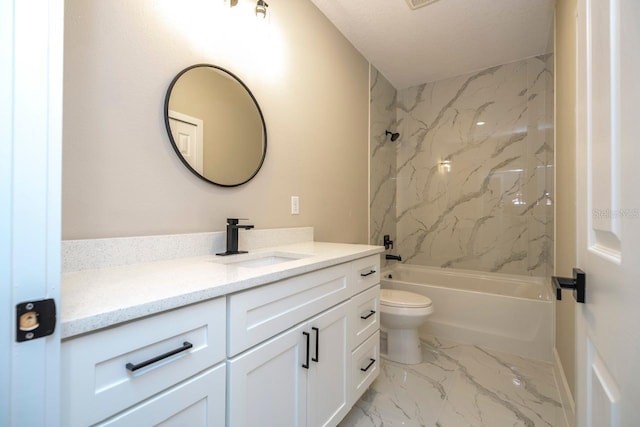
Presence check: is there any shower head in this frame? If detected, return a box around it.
[385,130,400,142]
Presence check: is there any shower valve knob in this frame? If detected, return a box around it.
[383,235,394,250]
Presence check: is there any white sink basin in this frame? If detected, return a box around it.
[212,251,311,268]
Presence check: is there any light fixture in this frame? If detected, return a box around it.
[256,0,268,18]
[476,121,486,126]
[225,0,238,7]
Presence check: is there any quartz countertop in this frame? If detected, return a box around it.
[61,241,383,339]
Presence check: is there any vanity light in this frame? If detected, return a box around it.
[256,0,268,18]
[476,121,486,126]
[225,0,269,18]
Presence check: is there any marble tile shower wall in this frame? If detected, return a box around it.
[369,67,398,252]
[395,55,554,276]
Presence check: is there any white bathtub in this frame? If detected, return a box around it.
[382,264,554,362]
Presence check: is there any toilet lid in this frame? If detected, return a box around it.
[380,289,432,308]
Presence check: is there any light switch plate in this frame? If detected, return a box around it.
[291,196,300,215]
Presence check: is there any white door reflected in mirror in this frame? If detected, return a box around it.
[169,111,204,175]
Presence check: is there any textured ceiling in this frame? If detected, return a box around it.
[309,0,555,89]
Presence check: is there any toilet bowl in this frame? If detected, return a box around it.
[380,289,433,365]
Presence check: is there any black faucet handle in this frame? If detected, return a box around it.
[227,218,254,230]
[227,218,250,224]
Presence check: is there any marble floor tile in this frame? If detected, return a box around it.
[340,336,568,427]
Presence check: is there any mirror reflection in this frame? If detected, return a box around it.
[164,64,267,187]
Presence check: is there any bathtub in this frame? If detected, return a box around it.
[382,264,554,362]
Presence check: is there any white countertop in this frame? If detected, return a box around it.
[62,241,383,339]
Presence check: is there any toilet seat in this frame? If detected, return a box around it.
[380,289,432,308]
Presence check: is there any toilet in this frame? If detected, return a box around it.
[379,289,433,365]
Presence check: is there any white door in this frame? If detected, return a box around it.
[0,0,63,426]
[575,0,640,425]
[307,302,350,427]
[168,110,204,175]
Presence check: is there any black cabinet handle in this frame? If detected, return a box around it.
[126,341,193,372]
[360,310,376,320]
[361,358,376,372]
[360,270,376,277]
[302,332,310,369]
[311,327,319,363]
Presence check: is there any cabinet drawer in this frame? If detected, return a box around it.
[62,297,226,427]
[97,362,225,426]
[228,262,350,356]
[350,284,380,350]
[351,255,380,294]
[350,331,380,406]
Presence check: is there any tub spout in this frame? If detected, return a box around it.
[385,254,402,261]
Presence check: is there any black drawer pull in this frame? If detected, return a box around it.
[126,341,193,372]
[361,358,376,372]
[360,310,376,320]
[302,331,310,369]
[360,270,376,277]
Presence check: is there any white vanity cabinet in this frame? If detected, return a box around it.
[61,297,226,427]
[228,301,349,427]
[227,255,381,427]
[61,249,382,427]
[227,263,352,427]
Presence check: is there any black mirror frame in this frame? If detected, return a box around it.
[163,64,267,187]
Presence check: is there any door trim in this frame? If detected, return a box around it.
[0,0,64,425]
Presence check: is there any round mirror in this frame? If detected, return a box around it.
[164,64,267,187]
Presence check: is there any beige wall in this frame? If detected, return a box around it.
[555,0,577,399]
[63,0,369,243]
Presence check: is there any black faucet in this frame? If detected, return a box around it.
[216,218,254,256]
[385,254,402,261]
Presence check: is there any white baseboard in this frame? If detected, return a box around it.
[553,347,576,427]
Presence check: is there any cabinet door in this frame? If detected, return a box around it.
[307,302,350,427]
[97,363,225,426]
[228,323,308,427]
